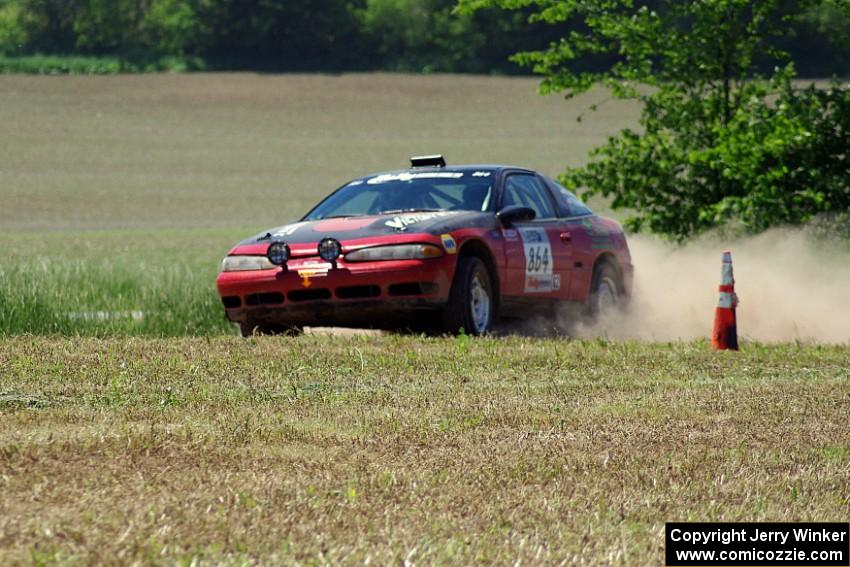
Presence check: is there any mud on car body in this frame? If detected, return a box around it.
[216,155,633,336]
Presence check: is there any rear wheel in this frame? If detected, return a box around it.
[588,263,622,320]
[442,256,495,335]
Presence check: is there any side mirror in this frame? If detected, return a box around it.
[496,205,536,227]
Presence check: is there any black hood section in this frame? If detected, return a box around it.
[239,211,497,245]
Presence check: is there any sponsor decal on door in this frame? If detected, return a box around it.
[519,227,554,293]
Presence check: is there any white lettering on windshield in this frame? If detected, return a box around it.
[367,172,464,184]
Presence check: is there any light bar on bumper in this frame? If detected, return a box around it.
[221,255,276,272]
[267,241,291,266]
[345,243,444,262]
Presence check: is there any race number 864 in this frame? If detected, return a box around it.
[527,246,550,273]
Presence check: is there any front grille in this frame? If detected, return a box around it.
[287,289,332,302]
[245,292,285,306]
[336,285,381,299]
[222,296,242,309]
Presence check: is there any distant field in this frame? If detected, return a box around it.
[1,73,637,232]
[0,73,637,336]
[1,336,847,563]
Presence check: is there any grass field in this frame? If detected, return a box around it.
[1,336,847,564]
[0,73,637,336]
[1,74,848,565]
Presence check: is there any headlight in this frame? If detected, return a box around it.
[345,244,444,262]
[221,255,276,272]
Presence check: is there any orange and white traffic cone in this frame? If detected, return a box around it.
[712,251,739,350]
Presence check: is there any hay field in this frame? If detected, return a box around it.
[1,73,636,232]
[0,73,637,335]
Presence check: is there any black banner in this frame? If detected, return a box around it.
[666,523,849,566]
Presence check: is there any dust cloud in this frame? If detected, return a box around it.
[573,228,850,344]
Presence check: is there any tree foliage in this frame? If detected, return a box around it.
[0,0,577,73]
[0,0,849,77]
[460,0,850,239]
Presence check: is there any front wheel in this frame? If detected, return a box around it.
[442,256,495,335]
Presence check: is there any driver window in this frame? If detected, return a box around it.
[503,174,556,220]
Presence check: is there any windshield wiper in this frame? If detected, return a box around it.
[317,214,367,219]
[380,208,445,215]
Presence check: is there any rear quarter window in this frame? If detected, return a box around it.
[546,177,593,217]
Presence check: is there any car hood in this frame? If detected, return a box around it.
[238,211,495,246]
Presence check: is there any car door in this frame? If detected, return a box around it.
[498,172,572,299]
[544,176,609,302]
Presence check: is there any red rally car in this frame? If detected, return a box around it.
[217,155,633,336]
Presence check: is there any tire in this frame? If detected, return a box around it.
[442,256,495,335]
[588,262,622,320]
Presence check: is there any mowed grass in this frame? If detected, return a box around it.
[0,337,847,564]
[0,73,638,336]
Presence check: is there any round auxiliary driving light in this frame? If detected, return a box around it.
[318,237,342,267]
[266,241,291,266]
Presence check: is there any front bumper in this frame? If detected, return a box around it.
[216,256,455,326]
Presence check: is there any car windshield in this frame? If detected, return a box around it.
[303,170,494,220]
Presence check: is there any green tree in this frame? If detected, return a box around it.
[141,0,203,56]
[195,0,366,69]
[72,0,144,54]
[357,0,481,72]
[9,0,78,53]
[0,1,28,54]
[788,1,850,76]
[459,0,850,240]
[355,0,582,73]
